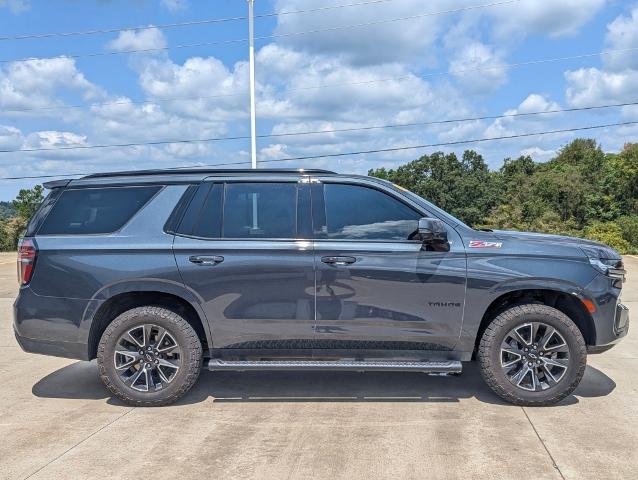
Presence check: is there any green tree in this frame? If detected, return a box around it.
[9,185,44,249]
[369,150,499,227]
[367,138,638,254]
[13,185,44,221]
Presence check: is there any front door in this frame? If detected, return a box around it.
[311,180,466,354]
[173,180,316,350]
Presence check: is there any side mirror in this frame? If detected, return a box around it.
[418,217,449,249]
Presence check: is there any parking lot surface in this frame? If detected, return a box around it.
[1,252,636,480]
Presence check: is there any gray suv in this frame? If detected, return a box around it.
[14,168,629,406]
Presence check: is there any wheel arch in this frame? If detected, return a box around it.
[87,290,211,360]
[473,288,595,356]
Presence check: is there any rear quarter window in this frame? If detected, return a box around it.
[38,186,161,235]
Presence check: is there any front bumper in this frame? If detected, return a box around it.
[583,271,629,353]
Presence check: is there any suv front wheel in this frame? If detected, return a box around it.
[97,306,202,406]
[478,304,587,406]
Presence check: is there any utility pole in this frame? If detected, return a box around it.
[248,0,257,169]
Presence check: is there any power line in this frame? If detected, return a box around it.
[2,120,637,181]
[15,107,638,154]
[4,46,638,115]
[0,1,519,64]
[2,100,637,154]
[0,0,400,42]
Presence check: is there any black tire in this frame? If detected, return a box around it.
[478,304,587,406]
[97,306,202,406]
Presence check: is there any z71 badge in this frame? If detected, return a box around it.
[468,240,503,248]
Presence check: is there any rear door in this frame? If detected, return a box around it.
[311,179,466,353]
[173,178,316,350]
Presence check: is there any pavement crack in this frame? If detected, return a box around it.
[522,407,565,480]
[22,407,135,480]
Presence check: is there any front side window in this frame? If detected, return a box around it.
[223,183,298,239]
[321,183,421,240]
[38,186,160,235]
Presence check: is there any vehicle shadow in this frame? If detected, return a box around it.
[32,361,616,407]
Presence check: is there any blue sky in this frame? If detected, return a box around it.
[0,0,637,199]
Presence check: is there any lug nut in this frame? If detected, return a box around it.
[155,359,159,364]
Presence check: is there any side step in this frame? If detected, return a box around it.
[207,359,462,374]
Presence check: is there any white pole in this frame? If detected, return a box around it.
[247,0,258,230]
[248,0,257,169]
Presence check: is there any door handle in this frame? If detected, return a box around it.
[189,255,224,265]
[321,256,356,266]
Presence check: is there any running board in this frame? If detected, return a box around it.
[207,359,462,374]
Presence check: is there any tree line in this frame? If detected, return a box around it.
[370,139,637,253]
[0,138,636,253]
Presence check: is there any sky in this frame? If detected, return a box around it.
[0,0,637,199]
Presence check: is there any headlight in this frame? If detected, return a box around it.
[581,247,625,282]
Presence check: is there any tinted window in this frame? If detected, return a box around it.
[39,186,160,235]
[175,183,212,236]
[192,183,223,238]
[322,183,420,240]
[223,183,297,238]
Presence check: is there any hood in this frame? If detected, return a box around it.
[491,230,621,260]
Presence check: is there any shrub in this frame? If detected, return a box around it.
[584,222,632,254]
[616,216,638,252]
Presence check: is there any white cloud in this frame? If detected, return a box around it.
[0,125,23,149]
[0,58,103,113]
[0,0,29,13]
[489,0,606,38]
[485,94,561,138]
[604,6,638,72]
[520,146,555,162]
[515,94,561,114]
[565,68,638,107]
[24,131,87,150]
[160,0,188,12]
[107,27,167,52]
[565,7,638,107]
[273,0,444,66]
[448,42,507,94]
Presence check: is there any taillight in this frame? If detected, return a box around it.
[17,238,37,285]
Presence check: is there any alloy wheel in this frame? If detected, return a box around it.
[113,324,182,392]
[500,322,570,392]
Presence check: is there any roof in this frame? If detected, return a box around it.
[84,168,337,179]
[43,168,338,189]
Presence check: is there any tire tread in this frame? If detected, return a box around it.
[97,306,202,407]
[478,304,586,406]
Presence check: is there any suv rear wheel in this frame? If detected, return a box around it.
[97,306,202,406]
[478,304,586,406]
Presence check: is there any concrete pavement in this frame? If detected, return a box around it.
[1,252,636,479]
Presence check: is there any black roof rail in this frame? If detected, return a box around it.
[83,168,337,179]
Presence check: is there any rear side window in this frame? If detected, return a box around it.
[38,186,160,235]
[321,183,421,240]
[175,182,299,239]
[223,183,297,238]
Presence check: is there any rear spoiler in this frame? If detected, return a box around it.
[42,179,72,189]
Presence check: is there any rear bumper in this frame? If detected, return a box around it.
[13,287,97,361]
[14,330,89,360]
